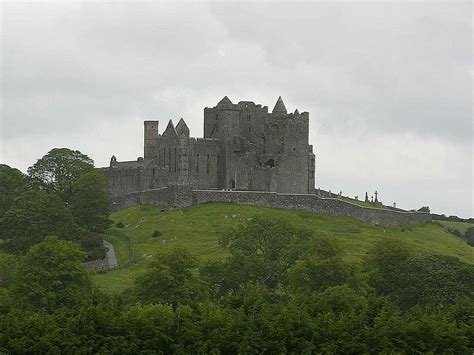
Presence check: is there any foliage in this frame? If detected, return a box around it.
[0,210,474,352]
[151,230,162,238]
[365,239,412,295]
[94,204,474,294]
[218,216,311,290]
[132,247,206,306]
[465,227,474,247]
[0,251,18,288]
[394,255,474,309]
[0,164,26,218]
[12,236,92,311]
[70,171,112,233]
[0,190,78,254]
[367,240,474,309]
[288,237,362,294]
[27,148,94,202]
[447,227,462,237]
[77,230,106,261]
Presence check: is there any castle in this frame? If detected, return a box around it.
[103,96,430,227]
[106,96,315,198]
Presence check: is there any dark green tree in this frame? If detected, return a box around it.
[288,237,361,294]
[0,164,26,217]
[395,255,474,309]
[12,236,92,311]
[365,239,412,295]
[218,216,311,290]
[27,148,94,202]
[132,247,206,306]
[0,190,77,254]
[0,251,18,288]
[70,171,112,233]
[465,227,474,247]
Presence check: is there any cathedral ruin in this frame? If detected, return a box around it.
[102,96,430,227]
[105,96,316,199]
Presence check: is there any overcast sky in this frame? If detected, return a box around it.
[1,1,472,217]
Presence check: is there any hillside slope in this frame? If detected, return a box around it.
[94,203,474,294]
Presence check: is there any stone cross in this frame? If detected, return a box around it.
[374,190,378,202]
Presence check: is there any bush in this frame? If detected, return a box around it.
[447,228,462,237]
[116,221,125,228]
[77,230,106,261]
[151,230,162,238]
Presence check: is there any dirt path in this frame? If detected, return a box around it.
[103,240,118,268]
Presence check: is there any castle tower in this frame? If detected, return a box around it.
[144,121,158,160]
[204,96,240,139]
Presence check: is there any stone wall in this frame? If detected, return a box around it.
[194,190,431,227]
[112,185,431,227]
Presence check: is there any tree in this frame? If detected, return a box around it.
[132,247,206,306]
[394,255,474,309]
[288,237,361,294]
[27,148,94,202]
[465,227,474,247]
[0,190,77,254]
[12,236,92,311]
[0,164,26,217]
[365,239,412,295]
[70,171,112,233]
[218,216,311,290]
[0,251,18,288]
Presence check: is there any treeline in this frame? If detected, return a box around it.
[432,213,474,224]
[0,148,111,259]
[1,217,473,353]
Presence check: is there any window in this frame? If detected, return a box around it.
[196,154,199,173]
[207,155,210,174]
[168,148,171,172]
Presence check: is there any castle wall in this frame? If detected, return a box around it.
[193,190,431,227]
[111,186,431,227]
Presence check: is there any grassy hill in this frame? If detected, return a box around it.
[434,220,474,234]
[94,203,474,294]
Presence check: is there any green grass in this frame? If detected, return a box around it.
[434,220,474,234]
[340,197,387,209]
[92,203,474,294]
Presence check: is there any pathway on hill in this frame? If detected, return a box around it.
[103,240,118,268]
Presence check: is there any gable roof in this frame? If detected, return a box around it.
[176,118,190,137]
[272,96,287,113]
[162,119,178,138]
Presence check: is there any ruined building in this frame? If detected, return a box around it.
[105,96,316,199]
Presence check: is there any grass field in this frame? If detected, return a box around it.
[93,203,474,294]
[434,220,474,234]
[340,196,387,209]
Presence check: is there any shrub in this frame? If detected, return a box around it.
[447,228,462,237]
[152,230,162,238]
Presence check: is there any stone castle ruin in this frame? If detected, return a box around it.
[107,96,315,197]
[103,96,430,227]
